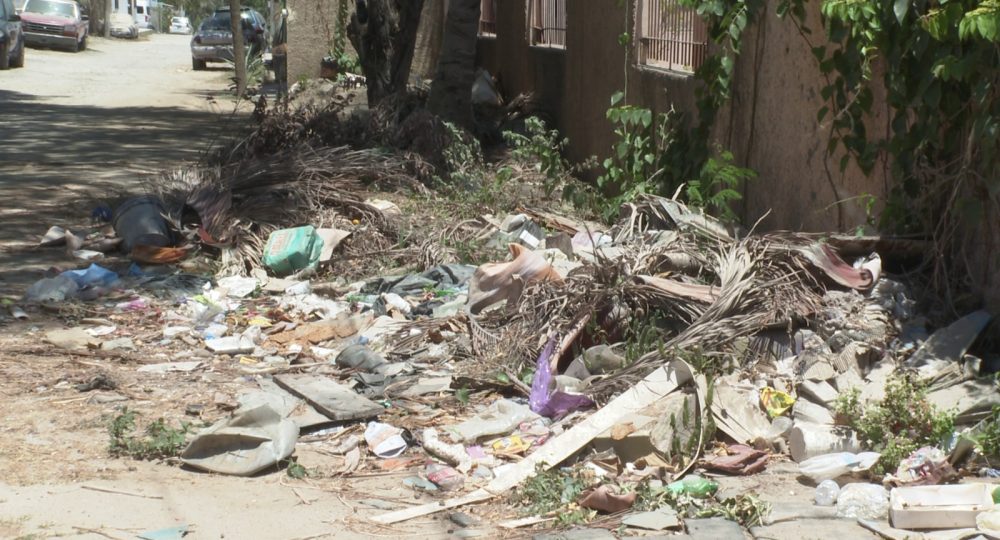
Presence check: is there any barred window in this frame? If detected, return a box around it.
[636,0,708,74]
[529,0,566,48]
[479,0,496,36]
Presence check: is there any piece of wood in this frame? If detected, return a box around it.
[371,360,694,524]
[274,374,383,422]
[81,484,163,500]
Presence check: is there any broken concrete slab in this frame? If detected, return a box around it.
[683,517,748,539]
[751,518,880,540]
[928,379,1000,424]
[799,380,839,406]
[907,311,992,379]
[45,328,99,350]
[274,374,383,422]
[622,508,681,531]
[793,398,835,425]
[102,337,135,351]
[533,529,617,540]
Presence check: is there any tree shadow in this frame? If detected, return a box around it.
[0,88,249,296]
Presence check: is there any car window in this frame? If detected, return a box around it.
[200,14,229,31]
[24,0,75,17]
[0,0,7,19]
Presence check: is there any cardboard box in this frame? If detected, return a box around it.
[890,484,996,530]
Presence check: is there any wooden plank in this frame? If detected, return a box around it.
[274,374,382,422]
[371,360,695,524]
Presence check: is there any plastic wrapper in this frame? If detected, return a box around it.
[529,337,595,419]
[836,483,889,520]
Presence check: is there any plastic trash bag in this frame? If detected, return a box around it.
[180,404,298,476]
[529,337,595,419]
[799,451,881,482]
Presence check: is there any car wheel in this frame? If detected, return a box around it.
[0,41,9,70]
[11,40,24,68]
[79,36,87,51]
[192,57,205,70]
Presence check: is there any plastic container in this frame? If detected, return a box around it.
[890,484,995,529]
[815,479,840,506]
[112,196,172,252]
[789,423,862,462]
[24,275,79,302]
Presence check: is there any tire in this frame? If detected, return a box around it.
[70,38,79,52]
[0,41,9,70]
[78,36,86,51]
[11,40,23,68]
[192,57,205,70]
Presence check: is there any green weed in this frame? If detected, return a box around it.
[514,465,597,517]
[108,408,191,460]
[835,376,955,475]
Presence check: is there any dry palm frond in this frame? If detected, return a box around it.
[151,145,427,275]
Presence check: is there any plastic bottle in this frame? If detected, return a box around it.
[667,475,719,498]
[814,479,840,506]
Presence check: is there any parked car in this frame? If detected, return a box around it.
[109,11,136,39]
[168,15,190,34]
[0,0,25,69]
[190,7,267,71]
[19,0,87,52]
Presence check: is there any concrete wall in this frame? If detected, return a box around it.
[476,0,887,233]
[286,0,344,84]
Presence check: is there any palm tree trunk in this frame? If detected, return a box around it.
[427,0,480,129]
[348,0,426,106]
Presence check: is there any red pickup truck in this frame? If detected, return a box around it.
[19,0,86,52]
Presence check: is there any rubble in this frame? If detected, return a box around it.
[9,102,1000,539]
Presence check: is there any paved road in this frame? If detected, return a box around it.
[0,34,241,296]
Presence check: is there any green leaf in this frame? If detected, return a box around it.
[893,0,908,24]
[611,91,625,106]
[640,109,653,128]
[817,106,829,122]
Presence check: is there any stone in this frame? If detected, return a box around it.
[682,517,747,539]
[533,529,616,540]
[102,338,135,351]
[45,328,98,350]
[798,380,838,406]
[622,508,681,531]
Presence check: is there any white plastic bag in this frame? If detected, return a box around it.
[799,451,881,482]
[836,483,889,519]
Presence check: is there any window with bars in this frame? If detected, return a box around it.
[636,0,708,74]
[529,0,566,48]
[479,0,497,36]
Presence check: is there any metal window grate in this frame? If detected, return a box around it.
[479,0,497,35]
[637,0,708,74]
[530,0,566,48]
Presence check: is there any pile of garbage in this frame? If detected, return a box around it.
[7,130,1000,537]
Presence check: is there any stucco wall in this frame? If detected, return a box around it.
[286,0,344,84]
[476,0,886,233]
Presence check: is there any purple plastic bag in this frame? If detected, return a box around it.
[529,336,595,419]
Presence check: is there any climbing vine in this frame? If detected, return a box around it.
[775,0,1000,301]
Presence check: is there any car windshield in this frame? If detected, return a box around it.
[200,14,230,31]
[24,0,74,17]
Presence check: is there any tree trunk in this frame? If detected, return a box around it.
[103,0,111,38]
[427,0,480,130]
[229,0,247,97]
[348,0,426,106]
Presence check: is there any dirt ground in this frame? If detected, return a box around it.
[0,34,891,540]
[0,34,454,540]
